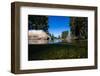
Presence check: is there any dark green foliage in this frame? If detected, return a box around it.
[70,17,88,40]
[28,15,49,34]
[61,31,68,40]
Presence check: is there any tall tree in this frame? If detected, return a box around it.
[70,17,88,39]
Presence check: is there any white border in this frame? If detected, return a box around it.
[20,6,95,70]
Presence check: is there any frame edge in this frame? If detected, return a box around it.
[11,2,16,73]
[11,2,98,74]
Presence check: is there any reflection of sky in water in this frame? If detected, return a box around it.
[48,16,70,37]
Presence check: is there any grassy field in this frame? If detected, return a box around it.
[28,40,88,60]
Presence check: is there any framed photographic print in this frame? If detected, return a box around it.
[11,2,97,74]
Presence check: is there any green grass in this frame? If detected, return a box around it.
[28,40,88,60]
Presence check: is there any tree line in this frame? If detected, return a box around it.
[28,15,88,40]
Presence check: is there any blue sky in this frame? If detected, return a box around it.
[48,16,70,37]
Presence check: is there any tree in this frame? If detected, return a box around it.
[58,35,61,39]
[28,15,49,34]
[70,17,88,40]
[50,34,55,40]
[61,31,68,40]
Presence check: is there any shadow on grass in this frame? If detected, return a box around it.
[28,40,88,60]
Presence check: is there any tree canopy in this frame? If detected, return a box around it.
[28,15,49,34]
